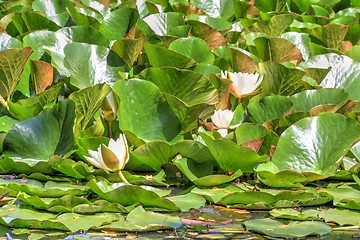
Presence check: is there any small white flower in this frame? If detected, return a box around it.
[222,71,263,98]
[211,109,234,137]
[85,134,129,172]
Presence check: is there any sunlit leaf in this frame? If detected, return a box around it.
[244,218,331,238]
[99,8,138,40]
[272,113,360,174]
[300,53,360,101]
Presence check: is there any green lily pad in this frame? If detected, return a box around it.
[272,113,360,175]
[258,61,306,96]
[3,100,75,160]
[0,178,88,197]
[99,7,138,40]
[244,218,331,238]
[191,185,242,203]
[0,47,32,101]
[166,193,206,212]
[300,53,360,101]
[17,192,129,214]
[290,88,349,114]
[270,208,320,221]
[113,79,182,142]
[254,36,303,63]
[102,206,182,231]
[141,67,218,107]
[86,180,178,210]
[246,95,293,125]
[128,141,174,171]
[144,42,196,69]
[324,185,360,210]
[256,162,307,188]
[201,134,269,173]
[69,83,111,130]
[142,12,185,36]
[0,32,22,51]
[319,208,360,226]
[169,37,215,64]
[64,43,120,89]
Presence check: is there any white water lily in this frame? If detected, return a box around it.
[101,92,118,122]
[85,134,129,184]
[211,109,234,137]
[222,71,263,98]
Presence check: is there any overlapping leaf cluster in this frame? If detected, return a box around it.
[0,0,359,238]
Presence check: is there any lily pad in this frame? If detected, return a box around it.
[86,180,178,210]
[272,113,360,175]
[113,79,182,142]
[300,53,360,101]
[3,100,75,160]
[244,218,331,238]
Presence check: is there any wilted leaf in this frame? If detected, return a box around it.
[30,60,53,94]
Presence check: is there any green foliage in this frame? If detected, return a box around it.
[0,0,359,237]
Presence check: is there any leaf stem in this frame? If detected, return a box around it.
[118,170,129,184]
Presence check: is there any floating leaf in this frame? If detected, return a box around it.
[142,12,185,36]
[249,14,294,36]
[166,193,206,212]
[87,180,178,210]
[0,32,22,50]
[244,218,331,238]
[319,208,360,226]
[169,37,215,64]
[0,178,88,197]
[102,206,182,231]
[270,208,320,221]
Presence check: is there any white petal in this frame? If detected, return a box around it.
[84,153,109,170]
[221,70,228,79]
[229,72,263,97]
[217,129,228,137]
[211,109,234,129]
[109,134,129,169]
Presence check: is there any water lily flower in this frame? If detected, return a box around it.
[222,71,263,98]
[211,109,234,137]
[101,92,118,122]
[85,134,129,184]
